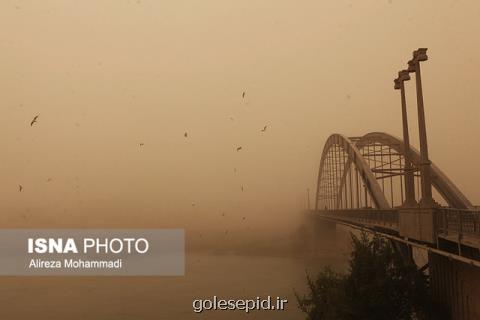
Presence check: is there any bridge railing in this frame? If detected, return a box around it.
[318,209,399,230]
[436,208,480,239]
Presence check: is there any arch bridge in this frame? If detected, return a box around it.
[310,131,480,319]
[314,131,479,253]
[307,49,480,319]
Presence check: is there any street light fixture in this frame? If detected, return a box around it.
[394,70,416,207]
[407,48,433,207]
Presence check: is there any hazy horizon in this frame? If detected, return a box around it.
[2,0,480,233]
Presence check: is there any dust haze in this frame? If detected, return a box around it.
[2,0,480,245]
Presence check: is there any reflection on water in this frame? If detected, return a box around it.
[0,251,348,319]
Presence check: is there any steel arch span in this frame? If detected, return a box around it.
[315,132,473,211]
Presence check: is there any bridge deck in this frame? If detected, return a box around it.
[317,209,399,232]
[312,208,480,252]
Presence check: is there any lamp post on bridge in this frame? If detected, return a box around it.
[394,70,416,207]
[407,48,434,207]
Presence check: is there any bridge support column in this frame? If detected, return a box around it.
[399,208,436,244]
[429,251,480,319]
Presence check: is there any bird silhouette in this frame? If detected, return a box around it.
[261,125,267,132]
[242,91,246,98]
[242,217,246,221]
[236,146,242,152]
[184,132,188,138]
[139,143,144,146]
[30,115,39,126]
[18,185,23,192]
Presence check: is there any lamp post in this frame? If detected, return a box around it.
[394,70,416,207]
[407,48,433,207]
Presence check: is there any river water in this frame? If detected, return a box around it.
[0,250,349,319]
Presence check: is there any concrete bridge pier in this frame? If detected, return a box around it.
[429,252,480,319]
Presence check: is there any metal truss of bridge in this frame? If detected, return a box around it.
[314,132,480,259]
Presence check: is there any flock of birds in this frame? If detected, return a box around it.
[136,91,267,152]
[19,91,266,236]
[190,91,266,236]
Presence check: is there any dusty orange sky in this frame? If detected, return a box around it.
[1,0,479,231]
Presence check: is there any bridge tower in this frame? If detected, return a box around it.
[408,48,434,207]
[309,48,480,319]
[394,70,416,207]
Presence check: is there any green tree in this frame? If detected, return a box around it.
[297,232,448,320]
[297,268,348,320]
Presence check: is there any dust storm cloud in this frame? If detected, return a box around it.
[1,0,480,236]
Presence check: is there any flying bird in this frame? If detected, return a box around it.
[242,91,246,98]
[139,143,144,146]
[236,146,242,152]
[30,115,39,126]
[184,132,188,138]
[261,125,267,132]
[18,185,23,192]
